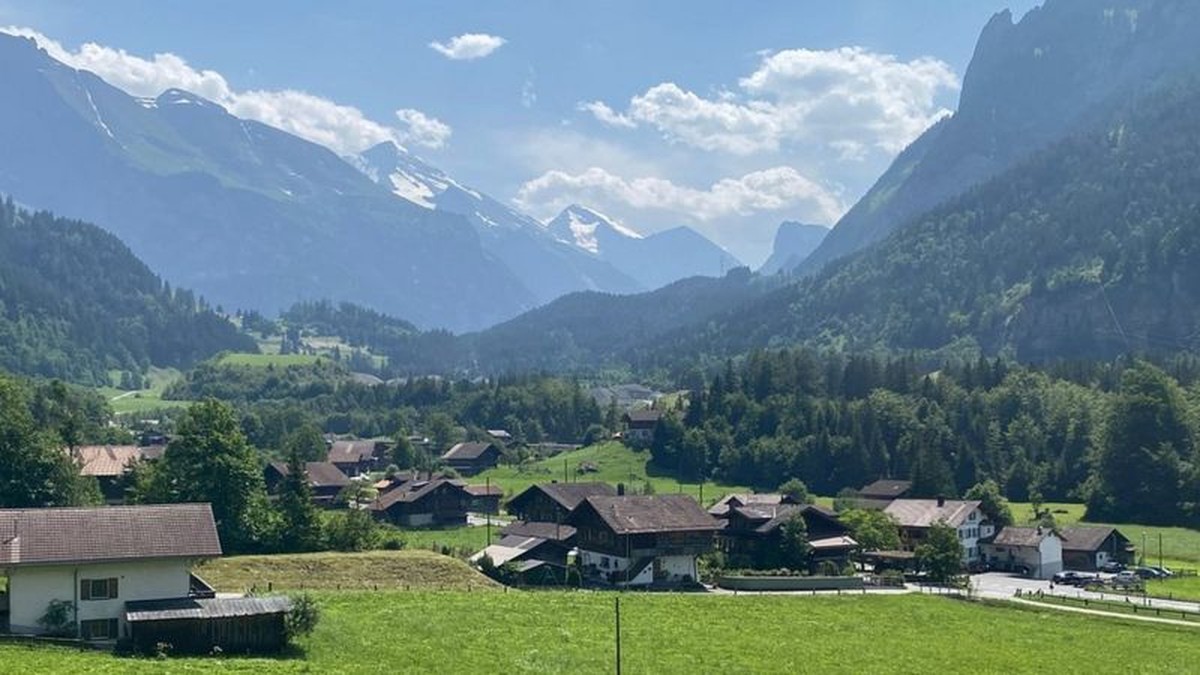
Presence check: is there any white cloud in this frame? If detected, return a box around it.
[394,108,452,149]
[581,46,958,157]
[429,33,506,60]
[576,100,635,128]
[1,26,447,155]
[521,72,537,109]
[514,166,844,224]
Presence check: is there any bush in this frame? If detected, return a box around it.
[285,593,320,640]
[37,599,75,637]
[324,509,380,551]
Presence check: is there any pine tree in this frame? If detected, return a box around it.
[278,449,323,552]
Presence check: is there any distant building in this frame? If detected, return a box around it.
[71,445,165,503]
[326,439,391,477]
[715,500,857,570]
[981,526,1063,579]
[853,479,913,510]
[370,479,470,527]
[263,461,350,507]
[621,410,663,447]
[505,482,617,523]
[567,494,719,587]
[464,484,504,514]
[883,498,992,564]
[440,442,502,476]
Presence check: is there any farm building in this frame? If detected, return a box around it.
[884,498,993,565]
[263,461,350,506]
[70,445,165,503]
[506,482,617,523]
[567,493,718,587]
[716,502,858,570]
[370,479,470,526]
[621,410,663,446]
[440,442,502,475]
[326,439,391,477]
[464,484,504,514]
[1058,527,1135,571]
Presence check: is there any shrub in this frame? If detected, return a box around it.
[37,599,75,637]
[285,593,321,640]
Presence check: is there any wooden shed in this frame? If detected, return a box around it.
[125,596,292,654]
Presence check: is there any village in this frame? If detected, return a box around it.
[3,407,1193,661]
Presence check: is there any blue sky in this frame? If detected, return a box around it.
[1,1,1042,264]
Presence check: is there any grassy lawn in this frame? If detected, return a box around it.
[216,353,324,367]
[477,441,752,506]
[391,524,494,555]
[2,592,1198,672]
[194,550,499,593]
[1007,501,1200,565]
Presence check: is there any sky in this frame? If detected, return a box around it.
[0,0,1043,266]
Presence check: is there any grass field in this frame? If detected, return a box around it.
[2,592,1197,673]
[96,366,186,414]
[395,525,493,554]
[195,550,499,593]
[476,442,752,506]
[216,353,324,367]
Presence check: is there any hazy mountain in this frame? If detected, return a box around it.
[758,222,829,275]
[351,142,642,303]
[797,0,1200,275]
[0,33,536,332]
[0,198,256,384]
[546,205,742,290]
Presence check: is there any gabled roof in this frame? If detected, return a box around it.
[990,526,1057,548]
[372,478,467,511]
[708,493,798,517]
[266,461,350,488]
[730,503,844,535]
[71,445,157,477]
[1059,526,1130,552]
[509,482,617,512]
[441,442,499,461]
[327,440,384,464]
[0,503,222,567]
[126,596,291,622]
[464,484,504,497]
[501,521,577,542]
[883,499,982,529]
[857,479,913,500]
[569,494,719,535]
[623,410,663,425]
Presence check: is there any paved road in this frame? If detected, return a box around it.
[970,572,1200,614]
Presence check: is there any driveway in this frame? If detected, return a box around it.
[970,572,1200,614]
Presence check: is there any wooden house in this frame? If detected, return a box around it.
[566,494,718,587]
[71,445,165,503]
[884,498,991,565]
[621,410,663,447]
[505,482,617,523]
[981,526,1063,579]
[464,484,504,514]
[440,442,502,476]
[1058,526,1135,571]
[326,439,390,477]
[263,461,350,506]
[370,479,470,527]
[717,502,857,570]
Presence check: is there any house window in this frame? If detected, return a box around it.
[601,556,610,569]
[80,577,119,601]
[80,618,119,641]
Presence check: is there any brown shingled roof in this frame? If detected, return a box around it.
[267,461,350,488]
[372,479,467,511]
[857,479,913,500]
[991,526,1055,548]
[500,521,578,542]
[72,445,155,477]
[0,503,222,566]
[571,494,719,534]
[883,499,982,528]
[326,440,384,464]
[440,442,498,461]
[1059,526,1129,552]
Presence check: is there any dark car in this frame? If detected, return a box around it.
[1052,571,1085,585]
[1132,567,1165,579]
[1099,561,1124,573]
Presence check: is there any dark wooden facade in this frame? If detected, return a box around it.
[129,613,287,654]
[373,480,470,527]
[719,505,853,570]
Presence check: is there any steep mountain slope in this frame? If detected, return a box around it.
[546,205,742,290]
[758,222,829,275]
[798,0,1200,275]
[0,34,533,332]
[656,76,1200,362]
[0,198,257,384]
[352,142,642,303]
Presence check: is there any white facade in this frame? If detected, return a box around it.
[983,533,1064,579]
[956,508,986,563]
[577,549,698,587]
[5,558,192,637]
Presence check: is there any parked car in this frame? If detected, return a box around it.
[1099,561,1125,573]
[1052,571,1097,586]
[1132,567,1165,579]
[1147,566,1173,578]
[1112,571,1142,588]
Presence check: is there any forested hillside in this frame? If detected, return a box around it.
[654,77,1200,364]
[0,198,257,384]
[655,350,1200,527]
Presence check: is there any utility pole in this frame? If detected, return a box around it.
[1159,533,1164,571]
[564,457,569,483]
[615,596,622,675]
[486,476,492,547]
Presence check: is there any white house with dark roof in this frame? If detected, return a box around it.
[0,503,222,641]
[981,526,1063,579]
[884,498,993,565]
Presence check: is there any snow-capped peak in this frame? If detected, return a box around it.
[547,204,643,254]
[351,140,485,211]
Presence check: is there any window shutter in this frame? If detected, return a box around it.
[80,579,91,601]
[110,578,119,598]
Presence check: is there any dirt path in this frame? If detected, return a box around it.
[1009,596,1200,628]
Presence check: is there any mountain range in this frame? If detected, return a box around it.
[0,32,740,333]
[758,222,829,275]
